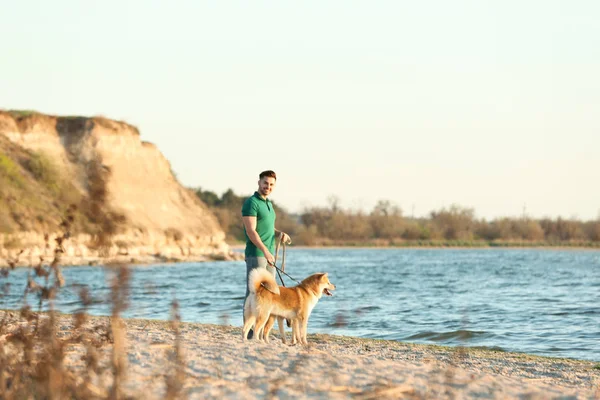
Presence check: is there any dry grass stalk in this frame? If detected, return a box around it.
[108,265,130,400]
[0,205,75,398]
[164,299,186,399]
[0,169,137,399]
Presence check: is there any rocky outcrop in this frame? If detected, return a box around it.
[0,111,241,266]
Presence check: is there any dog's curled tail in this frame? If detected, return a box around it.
[248,268,280,295]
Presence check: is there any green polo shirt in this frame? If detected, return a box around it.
[242,191,277,258]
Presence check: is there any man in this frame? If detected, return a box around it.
[242,170,291,339]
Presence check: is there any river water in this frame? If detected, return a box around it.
[2,248,599,361]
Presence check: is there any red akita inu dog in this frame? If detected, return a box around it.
[243,269,335,345]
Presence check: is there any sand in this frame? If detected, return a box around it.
[1,312,599,399]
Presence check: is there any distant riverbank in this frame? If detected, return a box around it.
[0,248,244,268]
[228,240,600,250]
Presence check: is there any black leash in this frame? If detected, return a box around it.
[270,232,300,286]
[271,262,301,285]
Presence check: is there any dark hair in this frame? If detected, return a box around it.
[259,170,277,180]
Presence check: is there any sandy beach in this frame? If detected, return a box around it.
[1,311,598,399]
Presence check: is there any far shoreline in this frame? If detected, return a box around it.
[228,243,600,251]
[3,244,598,269]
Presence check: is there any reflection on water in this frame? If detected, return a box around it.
[1,249,599,361]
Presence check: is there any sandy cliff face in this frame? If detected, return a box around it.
[0,111,237,266]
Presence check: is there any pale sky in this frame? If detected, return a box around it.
[1,1,599,220]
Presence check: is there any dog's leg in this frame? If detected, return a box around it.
[263,315,276,343]
[242,316,255,341]
[277,317,286,344]
[291,319,301,345]
[243,300,253,341]
[301,317,309,345]
[294,315,308,345]
[254,311,269,343]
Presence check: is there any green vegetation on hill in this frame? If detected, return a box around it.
[193,188,600,248]
[5,109,41,118]
[0,135,99,236]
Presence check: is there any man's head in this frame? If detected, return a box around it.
[258,170,276,198]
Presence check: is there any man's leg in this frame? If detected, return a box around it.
[243,257,275,339]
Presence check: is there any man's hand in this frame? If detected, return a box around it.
[264,250,275,266]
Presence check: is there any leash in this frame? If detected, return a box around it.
[270,232,300,286]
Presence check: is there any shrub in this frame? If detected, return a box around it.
[25,152,61,194]
[583,221,600,242]
[293,225,319,246]
[430,205,476,240]
[0,152,24,187]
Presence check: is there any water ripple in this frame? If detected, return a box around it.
[404,330,492,342]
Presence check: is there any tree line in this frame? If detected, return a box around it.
[193,188,600,247]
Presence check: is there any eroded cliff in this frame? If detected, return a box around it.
[0,110,238,266]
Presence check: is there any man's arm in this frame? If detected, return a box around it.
[242,216,275,265]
